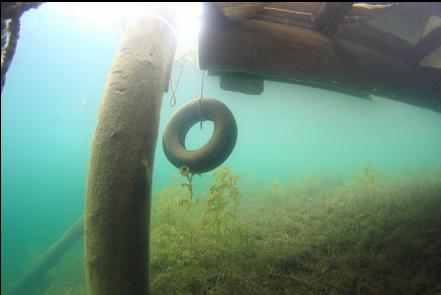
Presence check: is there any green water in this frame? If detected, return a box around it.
[2,4,441,295]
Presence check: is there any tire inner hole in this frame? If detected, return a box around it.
[184,120,214,151]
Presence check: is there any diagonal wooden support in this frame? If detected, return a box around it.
[8,217,84,295]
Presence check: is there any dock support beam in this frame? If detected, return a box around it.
[84,16,176,295]
[199,18,441,112]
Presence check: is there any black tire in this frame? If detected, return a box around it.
[162,98,237,174]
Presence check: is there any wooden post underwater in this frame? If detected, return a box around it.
[84,15,176,295]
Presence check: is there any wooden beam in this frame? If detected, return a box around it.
[199,19,441,112]
[267,2,322,14]
[1,2,43,94]
[313,2,353,35]
[215,2,268,23]
[411,26,441,65]
[344,3,396,22]
[220,72,264,95]
[253,7,313,28]
[337,3,441,66]
[1,2,43,20]
[336,22,414,64]
[8,217,84,295]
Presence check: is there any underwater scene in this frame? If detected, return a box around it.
[2,3,441,295]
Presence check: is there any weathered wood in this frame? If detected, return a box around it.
[267,2,322,14]
[337,3,440,66]
[84,16,176,295]
[8,217,84,295]
[254,7,313,28]
[411,26,441,65]
[251,3,398,29]
[251,3,397,29]
[366,2,433,45]
[1,2,43,94]
[313,2,353,35]
[336,22,415,64]
[347,3,396,21]
[1,2,43,20]
[220,72,264,95]
[199,19,441,112]
[419,47,441,69]
[216,2,268,22]
[267,2,396,18]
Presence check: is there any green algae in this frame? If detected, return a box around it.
[149,166,441,294]
[20,166,441,295]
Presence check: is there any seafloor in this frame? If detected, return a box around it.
[11,166,441,295]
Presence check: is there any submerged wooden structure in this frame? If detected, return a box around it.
[199,2,441,112]
[83,16,176,295]
[3,2,440,112]
[1,2,440,295]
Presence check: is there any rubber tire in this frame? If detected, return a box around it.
[162,98,237,174]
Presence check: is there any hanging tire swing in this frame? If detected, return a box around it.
[162,98,237,174]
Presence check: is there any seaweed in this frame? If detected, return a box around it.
[148,166,441,294]
[21,166,441,295]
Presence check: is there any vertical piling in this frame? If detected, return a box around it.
[84,16,176,295]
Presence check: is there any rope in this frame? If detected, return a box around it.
[169,65,184,107]
[198,71,206,129]
[200,70,205,99]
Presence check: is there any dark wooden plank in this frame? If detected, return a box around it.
[336,22,414,64]
[215,2,268,22]
[199,19,441,112]
[220,72,264,95]
[411,26,441,65]
[313,2,353,35]
[8,218,84,295]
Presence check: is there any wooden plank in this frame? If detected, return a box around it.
[1,2,43,19]
[220,72,264,95]
[337,3,441,65]
[8,218,84,295]
[336,22,414,64]
[266,2,322,14]
[215,2,268,22]
[199,19,441,112]
[411,26,441,64]
[345,3,396,22]
[256,7,312,24]
[313,2,353,35]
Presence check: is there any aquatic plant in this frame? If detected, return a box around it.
[148,166,441,294]
[22,166,441,295]
[178,165,197,208]
[362,163,379,197]
[205,167,242,217]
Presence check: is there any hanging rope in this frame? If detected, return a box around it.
[198,70,206,129]
[168,64,184,107]
[200,70,206,99]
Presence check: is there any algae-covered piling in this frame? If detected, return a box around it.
[83,16,176,295]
